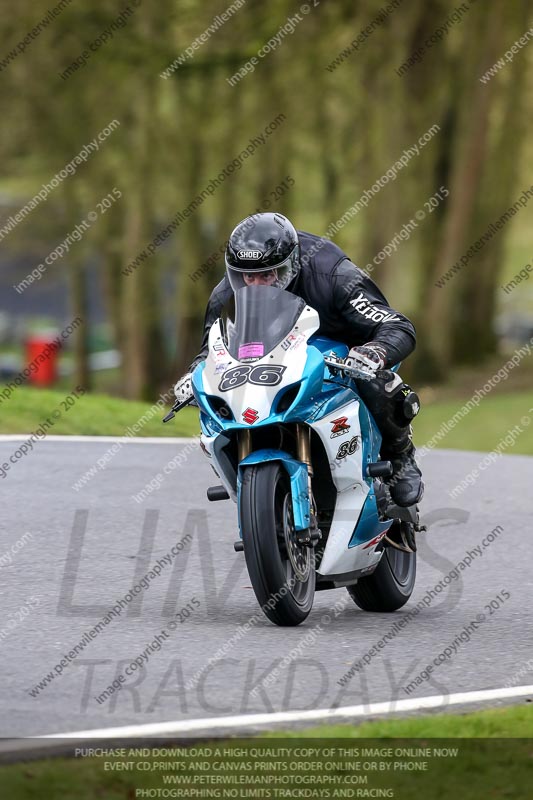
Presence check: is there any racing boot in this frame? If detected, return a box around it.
[382,442,424,507]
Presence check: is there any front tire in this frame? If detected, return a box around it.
[240,462,315,626]
[347,523,416,612]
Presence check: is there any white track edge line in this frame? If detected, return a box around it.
[0,435,193,444]
[41,684,533,739]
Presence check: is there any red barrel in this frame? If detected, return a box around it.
[25,335,60,386]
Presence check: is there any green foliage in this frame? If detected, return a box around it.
[1,0,532,397]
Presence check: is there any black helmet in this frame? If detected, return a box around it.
[225,212,300,291]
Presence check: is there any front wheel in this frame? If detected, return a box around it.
[347,522,416,612]
[240,462,315,626]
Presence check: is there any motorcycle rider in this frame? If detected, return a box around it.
[174,213,423,508]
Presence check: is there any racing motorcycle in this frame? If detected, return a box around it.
[165,285,424,626]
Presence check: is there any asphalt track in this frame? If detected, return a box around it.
[1,437,532,738]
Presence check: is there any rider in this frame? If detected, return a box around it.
[174,213,423,508]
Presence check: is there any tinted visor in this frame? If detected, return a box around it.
[226,246,299,292]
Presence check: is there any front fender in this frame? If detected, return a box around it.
[237,449,310,532]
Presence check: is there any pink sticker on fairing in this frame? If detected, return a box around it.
[238,342,264,359]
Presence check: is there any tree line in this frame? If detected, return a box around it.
[1,0,531,398]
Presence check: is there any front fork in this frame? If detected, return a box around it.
[237,425,320,547]
[237,425,312,467]
[295,424,320,546]
[238,429,252,462]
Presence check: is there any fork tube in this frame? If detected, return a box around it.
[296,424,317,529]
[238,430,252,462]
[296,424,313,476]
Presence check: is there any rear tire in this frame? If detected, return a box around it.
[240,462,315,626]
[347,523,416,612]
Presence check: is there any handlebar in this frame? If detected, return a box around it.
[323,353,379,382]
[164,352,379,423]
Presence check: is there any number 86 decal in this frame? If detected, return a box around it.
[219,364,286,392]
[336,436,359,459]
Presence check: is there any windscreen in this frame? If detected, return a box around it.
[227,286,306,362]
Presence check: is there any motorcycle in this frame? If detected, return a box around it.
[165,285,424,627]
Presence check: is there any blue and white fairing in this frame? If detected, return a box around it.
[192,285,392,580]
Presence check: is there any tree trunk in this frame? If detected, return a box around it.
[121,76,167,400]
[70,261,91,390]
[451,0,530,361]
[414,2,505,379]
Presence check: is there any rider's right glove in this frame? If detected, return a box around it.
[345,344,387,379]
[174,372,193,403]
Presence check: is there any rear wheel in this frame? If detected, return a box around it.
[347,522,416,612]
[240,462,315,626]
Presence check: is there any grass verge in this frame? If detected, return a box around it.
[0,706,530,799]
[1,386,532,455]
[0,386,199,437]
[413,389,533,455]
[270,702,533,737]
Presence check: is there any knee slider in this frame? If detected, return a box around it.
[401,387,421,421]
[380,372,419,424]
[382,375,421,426]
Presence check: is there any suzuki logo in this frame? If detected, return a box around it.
[330,416,350,438]
[242,408,259,424]
[238,250,263,260]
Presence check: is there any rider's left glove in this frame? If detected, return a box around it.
[345,344,387,376]
[174,372,193,403]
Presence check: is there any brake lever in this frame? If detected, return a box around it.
[323,354,378,382]
[163,396,194,423]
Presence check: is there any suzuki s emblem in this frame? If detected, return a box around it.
[242,407,259,424]
[330,416,351,438]
[238,250,263,260]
